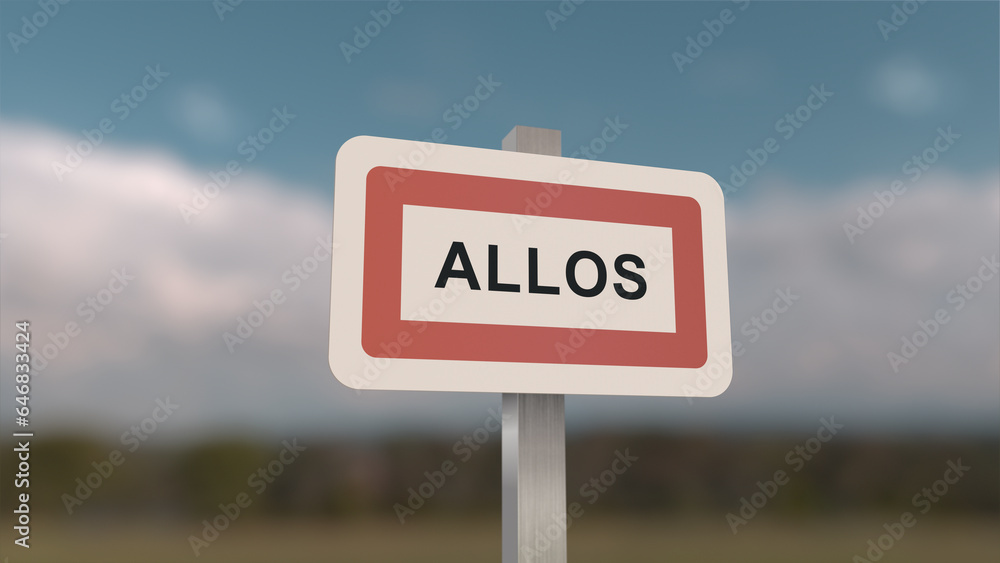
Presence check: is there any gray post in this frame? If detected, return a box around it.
[501,126,567,563]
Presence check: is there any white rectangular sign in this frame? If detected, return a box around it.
[329,135,732,397]
[400,204,676,333]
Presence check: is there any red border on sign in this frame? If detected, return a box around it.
[362,167,707,368]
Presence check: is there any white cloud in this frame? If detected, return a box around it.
[869,56,950,117]
[2,122,327,338]
[0,122,997,439]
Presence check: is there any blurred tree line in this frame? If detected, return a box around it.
[2,433,996,521]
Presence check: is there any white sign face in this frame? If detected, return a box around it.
[400,205,677,333]
[329,135,732,397]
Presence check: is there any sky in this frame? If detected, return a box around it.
[0,1,997,441]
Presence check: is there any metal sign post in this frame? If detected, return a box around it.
[501,126,567,563]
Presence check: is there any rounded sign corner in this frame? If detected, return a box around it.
[365,165,388,184]
[704,369,734,398]
[686,171,723,202]
[335,135,377,165]
[328,352,362,391]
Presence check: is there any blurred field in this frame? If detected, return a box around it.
[2,435,996,562]
[4,514,998,563]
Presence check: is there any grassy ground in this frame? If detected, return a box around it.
[2,514,997,563]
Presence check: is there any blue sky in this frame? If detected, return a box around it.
[3,1,997,190]
[1,1,997,440]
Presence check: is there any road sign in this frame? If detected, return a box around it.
[329,135,732,397]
